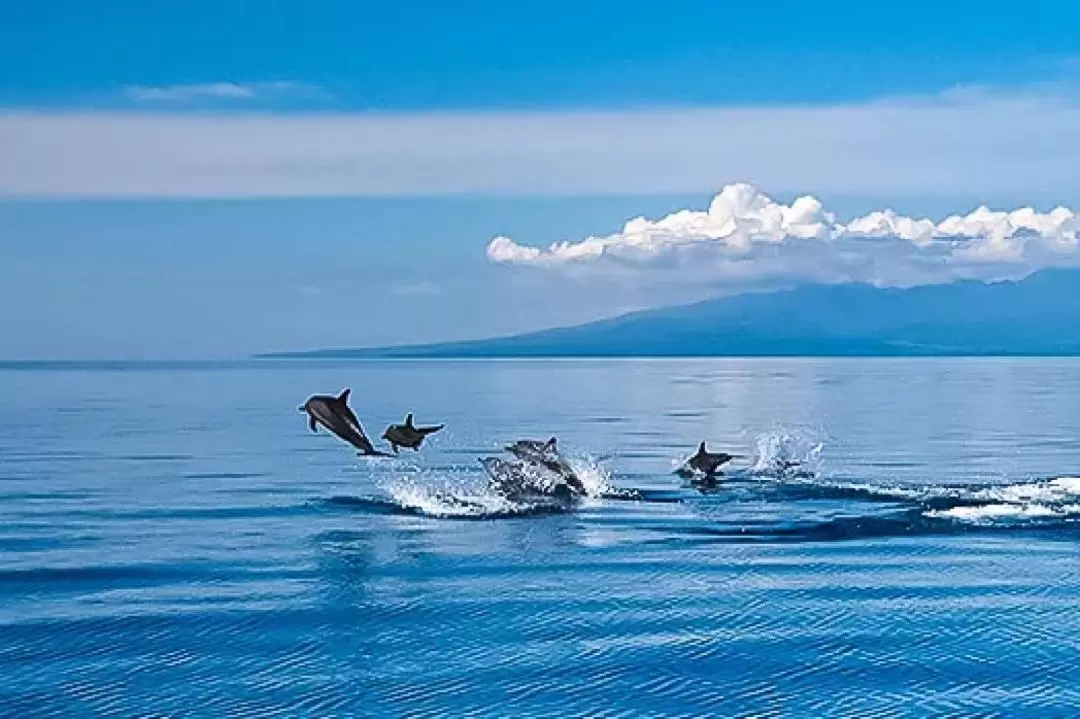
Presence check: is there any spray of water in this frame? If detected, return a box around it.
[750,428,825,477]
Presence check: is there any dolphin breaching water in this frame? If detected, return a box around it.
[479,456,576,502]
[503,437,588,496]
[675,441,737,479]
[476,436,588,500]
[381,414,444,454]
[300,389,390,456]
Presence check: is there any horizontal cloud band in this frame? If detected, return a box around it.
[3,90,1080,198]
[487,183,1079,287]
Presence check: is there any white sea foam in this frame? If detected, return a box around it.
[378,451,607,518]
[924,503,1080,524]
[567,454,618,498]
[920,476,1080,525]
[750,429,825,477]
[385,479,534,518]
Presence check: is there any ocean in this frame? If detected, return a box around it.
[2,358,1080,718]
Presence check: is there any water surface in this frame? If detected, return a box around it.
[2,359,1080,717]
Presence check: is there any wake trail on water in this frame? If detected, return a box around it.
[337,430,1080,534]
[675,429,1080,537]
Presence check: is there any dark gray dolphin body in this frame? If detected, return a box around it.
[503,437,587,495]
[300,388,389,456]
[381,413,444,454]
[675,441,736,478]
[479,456,575,502]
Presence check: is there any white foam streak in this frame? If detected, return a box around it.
[863,476,1080,526]
[924,503,1080,524]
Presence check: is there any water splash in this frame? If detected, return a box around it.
[566,454,622,498]
[379,468,572,518]
[749,428,824,477]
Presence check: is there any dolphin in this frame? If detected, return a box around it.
[381,413,444,454]
[504,437,557,457]
[479,456,575,502]
[299,388,390,456]
[503,437,587,495]
[675,441,736,479]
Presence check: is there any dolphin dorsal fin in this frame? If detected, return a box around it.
[697,441,707,455]
[337,388,351,404]
[405,413,414,429]
[545,437,557,452]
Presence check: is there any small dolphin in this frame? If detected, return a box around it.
[479,456,574,502]
[675,441,736,479]
[299,388,389,456]
[504,437,557,457]
[503,437,587,495]
[381,413,444,454]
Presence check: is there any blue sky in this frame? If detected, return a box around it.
[2,2,1080,358]
[5,1,1079,109]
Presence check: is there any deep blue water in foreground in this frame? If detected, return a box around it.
[3,359,1080,718]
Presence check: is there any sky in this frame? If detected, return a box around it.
[2,1,1080,358]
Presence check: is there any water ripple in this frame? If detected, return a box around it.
[5,359,1080,717]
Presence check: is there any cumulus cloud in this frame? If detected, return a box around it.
[123,81,316,104]
[487,183,1080,287]
[3,90,1080,198]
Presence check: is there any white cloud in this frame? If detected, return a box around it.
[487,183,1080,287]
[3,90,1080,198]
[123,81,315,104]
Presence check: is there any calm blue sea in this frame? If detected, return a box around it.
[3,359,1080,718]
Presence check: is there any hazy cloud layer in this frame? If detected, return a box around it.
[3,91,1080,198]
[123,81,317,104]
[488,183,1080,288]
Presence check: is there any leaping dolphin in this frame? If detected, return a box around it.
[381,413,444,454]
[479,456,575,502]
[299,388,390,456]
[503,437,587,495]
[675,441,736,479]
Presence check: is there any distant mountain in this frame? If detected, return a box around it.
[262,268,1080,358]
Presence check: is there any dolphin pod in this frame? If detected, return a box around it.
[300,388,787,497]
[300,389,440,457]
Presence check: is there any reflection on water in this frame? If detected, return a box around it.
[2,359,1080,717]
